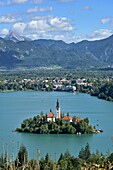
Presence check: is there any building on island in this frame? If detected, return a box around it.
[62,115,72,122]
[56,99,60,119]
[76,117,83,122]
[47,109,55,122]
[46,100,82,123]
[47,100,72,122]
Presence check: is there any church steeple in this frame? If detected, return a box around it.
[56,99,59,108]
[56,99,60,119]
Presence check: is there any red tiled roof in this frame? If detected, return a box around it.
[62,116,72,121]
[76,118,83,122]
[47,112,54,118]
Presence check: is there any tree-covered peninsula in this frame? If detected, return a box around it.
[81,79,113,102]
[16,113,96,134]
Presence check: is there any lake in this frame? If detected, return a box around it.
[0,91,113,160]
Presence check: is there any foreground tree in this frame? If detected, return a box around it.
[16,144,28,168]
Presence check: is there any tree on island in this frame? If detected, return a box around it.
[16,112,96,134]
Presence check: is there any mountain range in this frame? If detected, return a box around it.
[0,32,113,70]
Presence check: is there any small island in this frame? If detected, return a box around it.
[16,100,97,134]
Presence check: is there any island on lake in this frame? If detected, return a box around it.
[16,100,97,134]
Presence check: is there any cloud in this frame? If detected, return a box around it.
[12,22,26,33]
[4,13,112,43]
[73,29,113,43]
[0,16,17,23]
[25,16,74,34]
[30,0,43,4]
[59,0,74,2]
[49,16,74,31]
[0,0,28,6]
[0,28,9,36]
[83,6,92,11]
[46,29,113,43]
[26,6,53,14]
[89,29,113,40]
[10,16,74,40]
[53,0,76,3]
[52,29,113,43]
[101,17,113,26]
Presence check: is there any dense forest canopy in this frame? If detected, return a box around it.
[0,143,113,170]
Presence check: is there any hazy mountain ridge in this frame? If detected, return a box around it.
[0,33,113,70]
[5,31,31,42]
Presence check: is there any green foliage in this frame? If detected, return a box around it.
[80,78,113,102]
[90,80,113,101]
[17,113,94,134]
[0,142,113,169]
[0,153,8,169]
[1,34,113,70]
[108,153,113,162]
[40,124,49,134]
[1,69,113,105]
[79,143,91,160]
[16,144,28,166]
[64,150,71,159]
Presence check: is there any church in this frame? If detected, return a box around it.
[47,99,72,122]
[47,99,60,122]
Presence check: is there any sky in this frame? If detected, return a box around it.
[0,0,113,43]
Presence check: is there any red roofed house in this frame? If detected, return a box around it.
[62,115,72,123]
[76,117,83,122]
[47,109,55,122]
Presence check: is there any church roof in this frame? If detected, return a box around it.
[76,117,83,122]
[47,112,54,118]
[62,116,72,121]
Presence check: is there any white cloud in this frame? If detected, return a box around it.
[0,28,9,36]
[54,0,75,3]
[46,29,113,43]
[12,22,26,33]
[30,0,43,4]
[49,16,74,31]
[88,29,113,40]
[0,0,28,6]
[7,14,112,43]
[71,29,113,43]
[15,16,73,32]
[101,17,113,26]
[0,16,17,23]
[101,18,110,24]
[11,0,28,4]
[26,6,53,14]
[9,16,74,41]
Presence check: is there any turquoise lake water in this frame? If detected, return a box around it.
[0,91,113,160]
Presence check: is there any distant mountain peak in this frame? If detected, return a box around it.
[4,31,31,42]
[0,33,113,70]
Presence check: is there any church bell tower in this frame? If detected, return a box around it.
[56,99,60,119]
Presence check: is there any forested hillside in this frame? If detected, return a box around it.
[0,33,113,70]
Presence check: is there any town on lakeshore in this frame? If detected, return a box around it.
[0,77,91,92]
[16,99,100,135]
[1,73,113,102]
